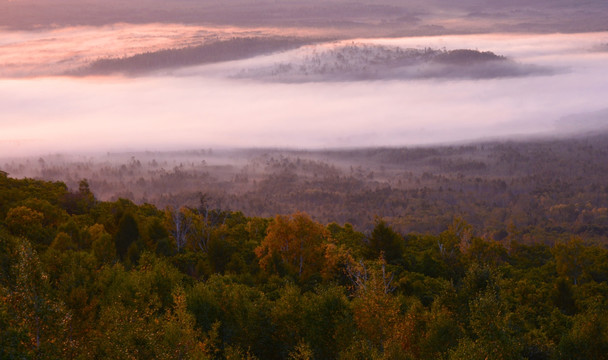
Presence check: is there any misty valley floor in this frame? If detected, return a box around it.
[4,132,608,239]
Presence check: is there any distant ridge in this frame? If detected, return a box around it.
[72,37,318,76]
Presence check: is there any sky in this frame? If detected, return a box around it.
[1,1,607,157]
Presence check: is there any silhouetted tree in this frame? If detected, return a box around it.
[115,213,139,261]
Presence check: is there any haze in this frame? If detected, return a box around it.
[1,0,608,157]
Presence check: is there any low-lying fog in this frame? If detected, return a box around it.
[1,27,608,156]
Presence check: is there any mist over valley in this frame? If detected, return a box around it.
[3,2,608,359]
[1,28,607,155]
[3,1,608,238]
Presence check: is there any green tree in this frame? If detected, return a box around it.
[450,288,521,360]
[5,206,50,245]
[115,213,139,262]
[146,217,171,254]
[92,254,185,358]
[557,307,608,360]
[92,233,116,265]
[49,231,76,251]
[552,277,577,316]
[366,219,403,265]
[62,179,96,215]
[301,285,355,359]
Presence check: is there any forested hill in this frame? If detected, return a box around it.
[1,172,608,359]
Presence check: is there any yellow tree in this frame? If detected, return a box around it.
[3,237,71,358]
[553,237,586,285]
[161,287,208,359]
[349,255,401,355]
[255,212,328,281]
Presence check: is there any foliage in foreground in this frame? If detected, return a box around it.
[1,173,608,359]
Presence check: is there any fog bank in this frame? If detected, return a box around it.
[1,32,608,156]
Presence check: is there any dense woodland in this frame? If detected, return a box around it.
[2,134,608,359]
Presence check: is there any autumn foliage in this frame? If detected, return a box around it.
[1,173,608,359]
[256,212,328,281]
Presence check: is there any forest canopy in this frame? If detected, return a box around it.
[1,167,608,359]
